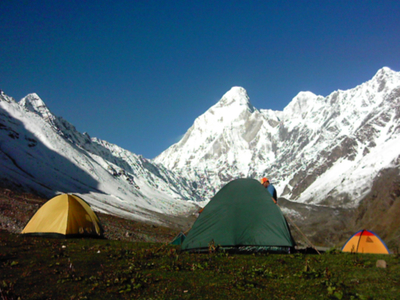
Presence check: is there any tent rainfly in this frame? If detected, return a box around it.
[21,194,104,238]
[342,229,390,254]
[170,232,186,245]
[181,178,295,253]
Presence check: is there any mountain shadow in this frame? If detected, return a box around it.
[0,106,102,198]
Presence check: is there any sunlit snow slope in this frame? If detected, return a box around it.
[155,67,400,207]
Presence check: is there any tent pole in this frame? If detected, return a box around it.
[278,204,321,255]
[355,229,365,253]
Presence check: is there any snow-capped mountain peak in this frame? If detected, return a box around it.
[19,93,54,122]
[215,86,255,113]
[375,66,396,77]
[154,86,268,173]
[283,91,319,118]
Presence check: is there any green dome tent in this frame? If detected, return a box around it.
[181,178,295,253]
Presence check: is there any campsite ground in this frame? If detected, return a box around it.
[1,187,400,299]
[1,229,400,299]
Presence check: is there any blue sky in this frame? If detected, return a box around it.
[2,0,399,159]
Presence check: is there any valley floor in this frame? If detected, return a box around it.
[0,187,186,243]
[1,229,399,299]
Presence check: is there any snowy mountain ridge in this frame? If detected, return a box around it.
[155,67,400,207]
[0,90,200,226]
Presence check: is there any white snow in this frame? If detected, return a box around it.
[156,67,400,208]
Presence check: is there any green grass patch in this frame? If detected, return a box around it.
[1,230,399,299]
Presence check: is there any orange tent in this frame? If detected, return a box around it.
[342,229,390,254]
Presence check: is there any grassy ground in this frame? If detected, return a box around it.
[1,230,399,300]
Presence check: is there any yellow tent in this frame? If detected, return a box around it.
[342,229,389,254]
[21,194,103,238]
